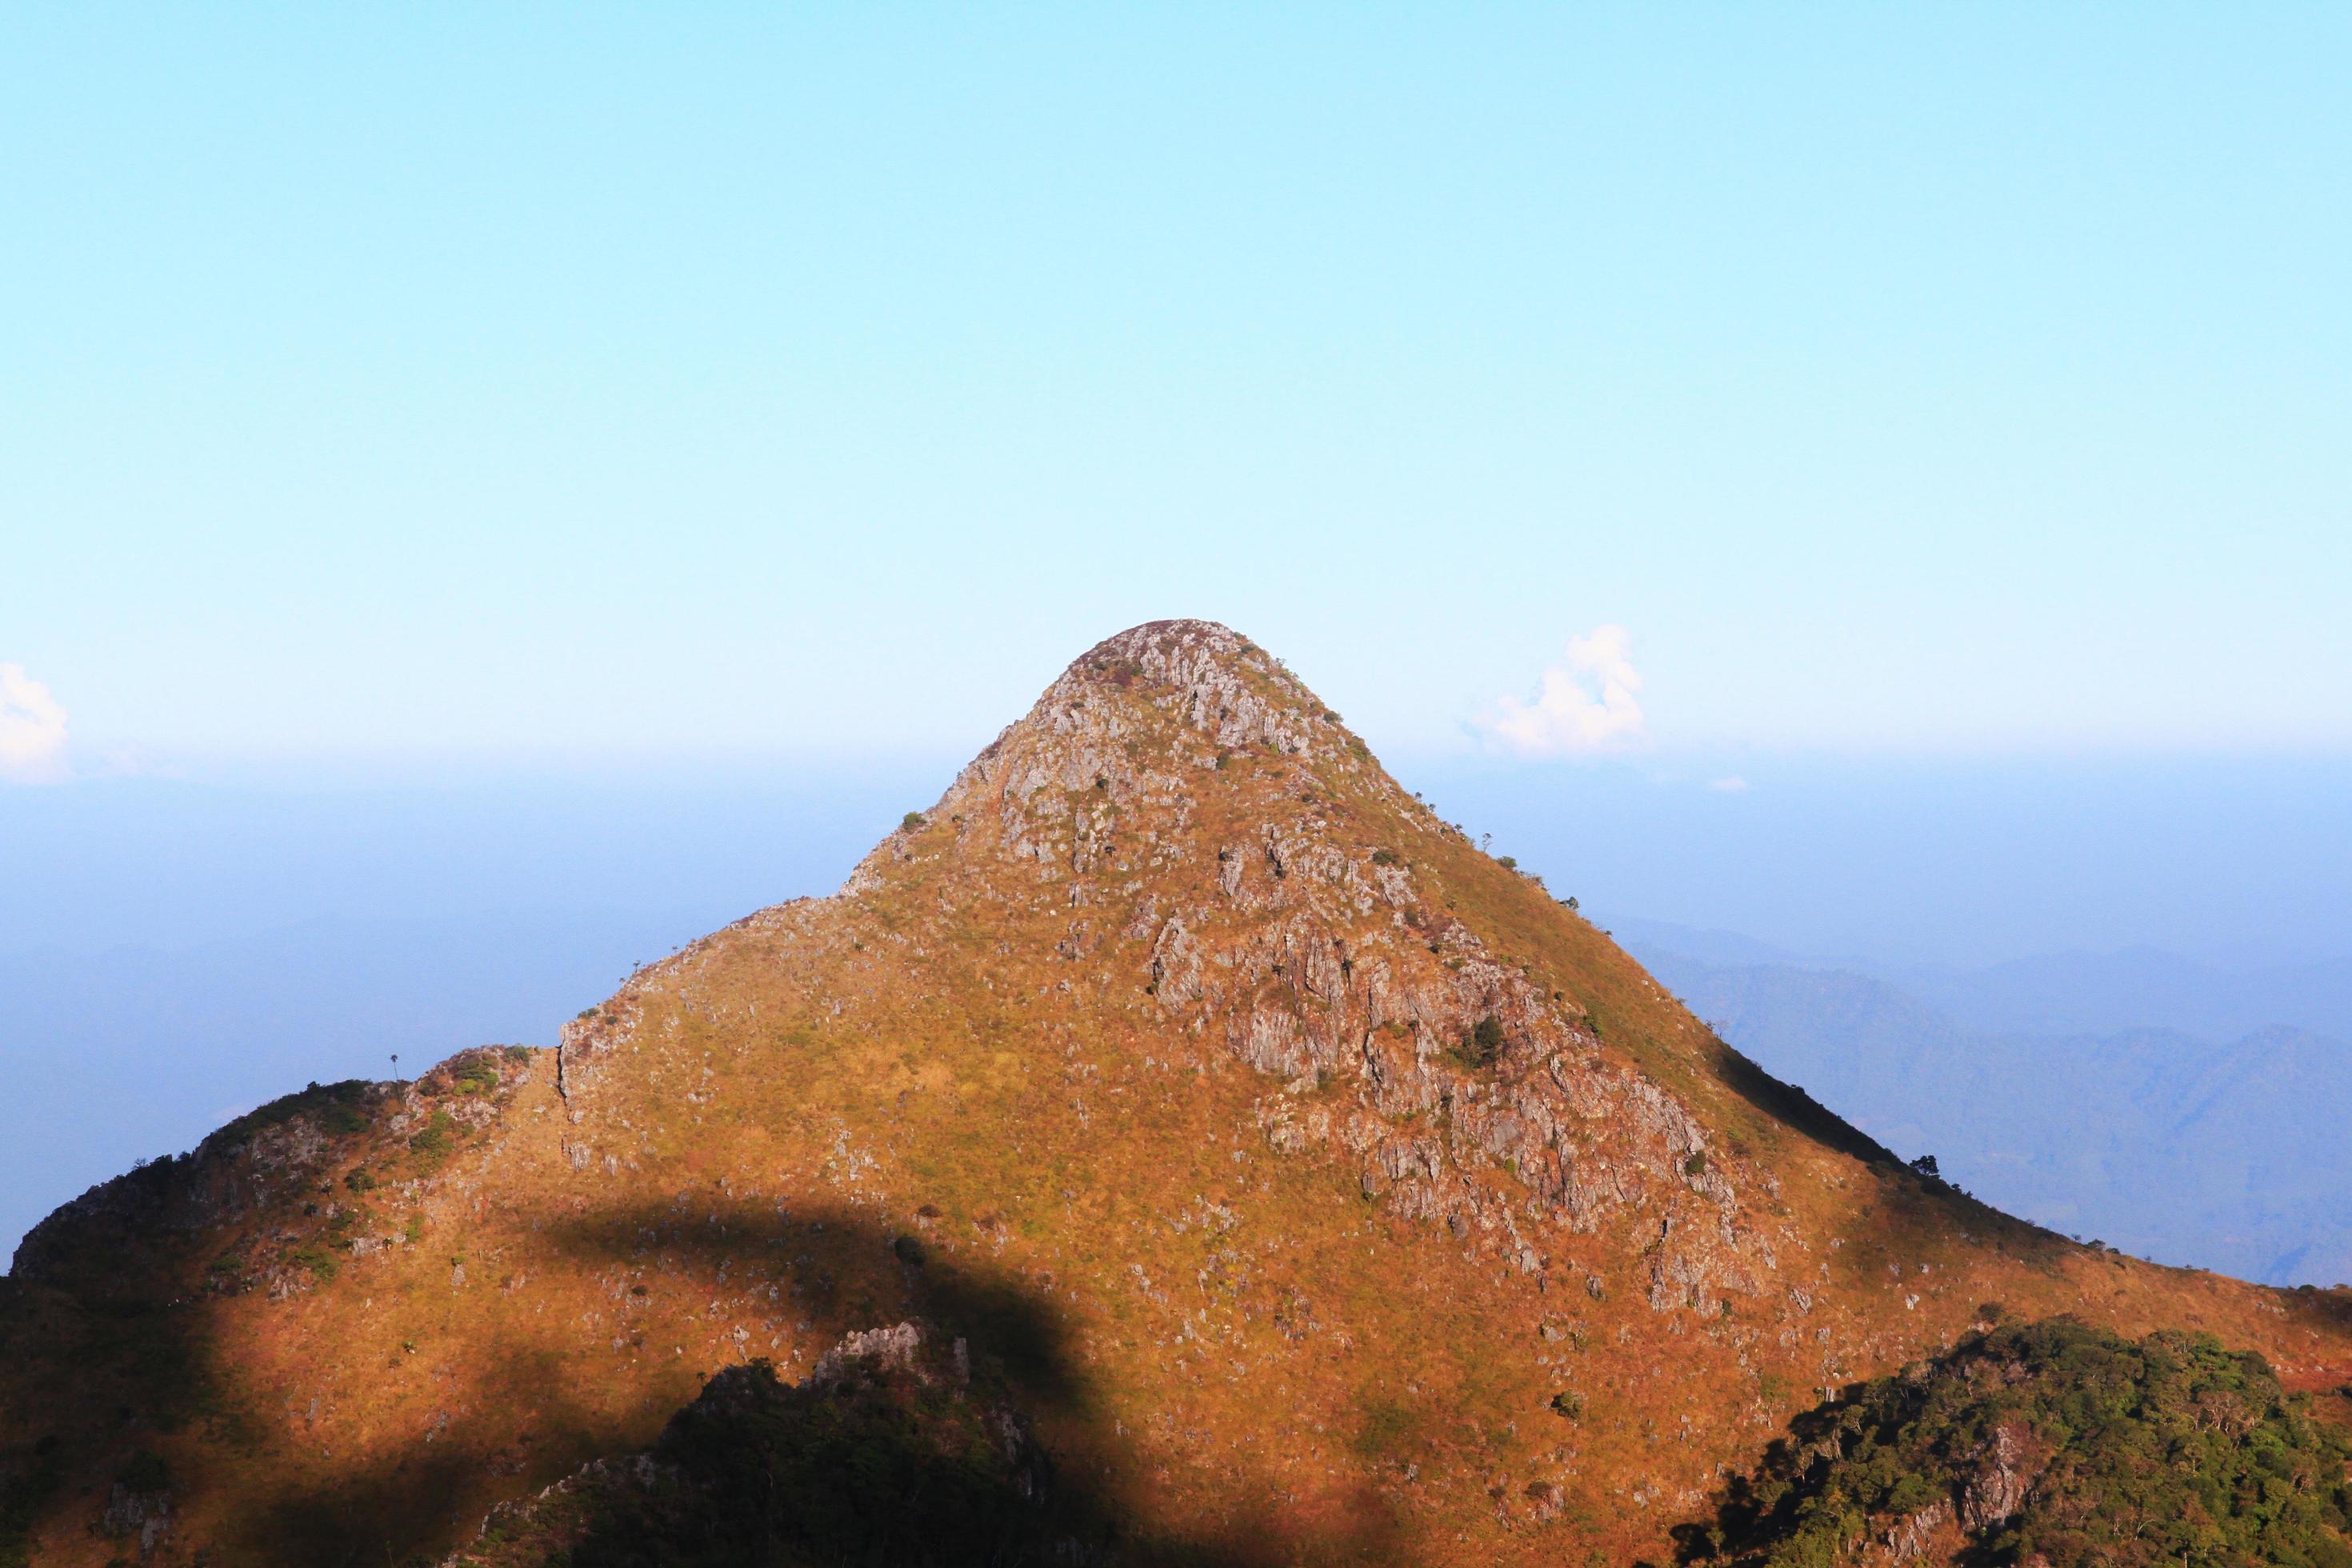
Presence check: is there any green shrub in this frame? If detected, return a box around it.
[288,1245,341,1284]
[214,1079,373,1150]
[1454,1017,1506,1070]
[901,811,926,831]
[409,1110,458,1167]
[450,1058,499,1096]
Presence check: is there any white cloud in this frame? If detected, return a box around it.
[1709,775,1750,792]
[1478,626,1647,756]
[0,663,69,782]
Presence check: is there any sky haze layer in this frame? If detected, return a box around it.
[5,5,2348,773]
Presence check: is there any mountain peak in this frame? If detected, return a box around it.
[1012,617,1345,766]
[7,622,2350,1567]
[835,618,1390,899]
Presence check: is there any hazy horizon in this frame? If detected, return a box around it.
[6,3,2348,1298]
[6,742,2346,1267]
[10,745,2350,966]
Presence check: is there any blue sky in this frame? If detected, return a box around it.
[7,6,2352,1264]
[5,4,2346,775]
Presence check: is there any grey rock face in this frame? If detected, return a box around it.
[852,619,1778,1317]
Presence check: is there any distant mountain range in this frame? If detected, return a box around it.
[1617,918,2352,1287]
[13,622,2345,1566]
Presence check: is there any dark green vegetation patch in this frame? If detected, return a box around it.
[483,1348,1110,1568]
[1676,1320,2352,1567]
[214,1079,374,1150]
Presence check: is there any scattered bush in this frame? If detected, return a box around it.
[214,1079,375,1150]
[901,811,926,831]
[1454,1017,1507,1070]
[409,1110,458,1166]
[450,1058,499,1096]
[288,1245,341,1284]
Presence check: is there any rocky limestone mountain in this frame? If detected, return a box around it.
[4,619,2349,1566]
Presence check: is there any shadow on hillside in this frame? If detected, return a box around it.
[1659,1380,1882,1567]
[2283,1282,2352,1343]
[1707,1038,1897,1168]
[1707,1038,2074,1268]
[186,1201,1408,1566]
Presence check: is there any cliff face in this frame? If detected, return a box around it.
[6,619,2349,1567]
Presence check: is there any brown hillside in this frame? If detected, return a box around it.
[5,618,2348,1566]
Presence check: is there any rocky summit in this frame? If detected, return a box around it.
[6,619,2350,1566]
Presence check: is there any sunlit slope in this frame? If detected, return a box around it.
[6,620,2347,1567]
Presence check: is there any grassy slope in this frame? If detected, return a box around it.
[4,623,2349,1568]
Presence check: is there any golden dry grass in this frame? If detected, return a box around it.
[5,622,2346,1567]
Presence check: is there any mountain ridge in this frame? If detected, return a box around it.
[6,618,2349,1566]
